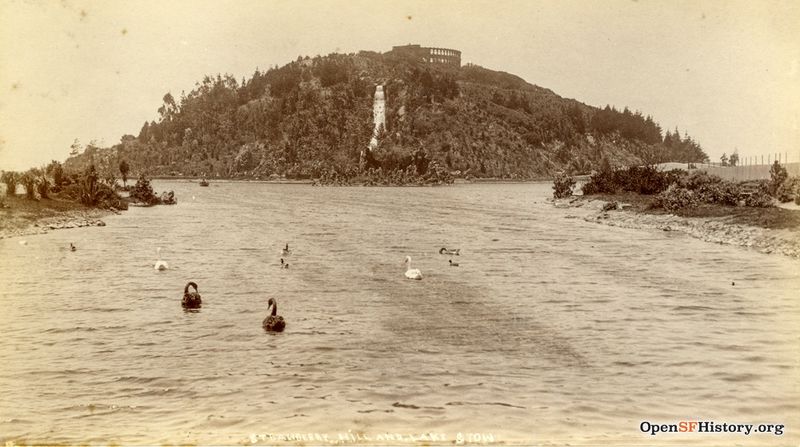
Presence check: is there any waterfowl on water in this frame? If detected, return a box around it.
[70,243,76,252]
[449,259,459,267]
[280,258,289,269]
[439,247,460,256]
[403,256,423,280]
[263,298,286,332]
[281,243,292,256]
[154,247,168,271]
[182,281,202,308]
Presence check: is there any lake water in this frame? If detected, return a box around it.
[1,182,798,445]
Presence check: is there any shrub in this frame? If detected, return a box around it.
[655,184,698,211]
[20,171,37,200]
[582,166,683,196]
[696,181,741,206]
[78,165,100,206]
[681,171,722,190]
[552,172,576,198]
[775,176,800,203]
[745,189,774,208]
[130,174,160,205]
[35,168,50,199]
[768,160,788,196]
[1,171,19,196]
[582,169,617,195]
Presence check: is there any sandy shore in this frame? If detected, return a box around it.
[553,197,800,259]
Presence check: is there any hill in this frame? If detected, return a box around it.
[63,49,709,182]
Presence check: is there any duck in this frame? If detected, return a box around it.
[449,259,459,267]
[263,298,286,332]
[403,256,423,280]
[154,247,168,271]
[182,281,202,308]
[70,243,76,252]
[439,247,460,256]
[280,258,289,269]
[281,243,292,256]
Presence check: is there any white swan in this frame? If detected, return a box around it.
[403,256,423,280]
[154,247,169,271]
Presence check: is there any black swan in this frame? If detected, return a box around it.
[70,243,76,252]
[449,259,459,267]
[263,298,286,332]
[182,281,202,308]
[280,258,289,269]
[439,247,460,255]
[281,243,292,256]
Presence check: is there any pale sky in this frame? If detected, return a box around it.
[1,0,798,171]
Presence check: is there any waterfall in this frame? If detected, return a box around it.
[368,85,386,150]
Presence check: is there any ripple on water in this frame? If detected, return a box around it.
[0,182,798,444]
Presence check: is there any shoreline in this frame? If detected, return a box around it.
[553,196,800,259]
[0,197,114,241]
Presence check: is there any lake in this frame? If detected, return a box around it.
[1,181,798,445]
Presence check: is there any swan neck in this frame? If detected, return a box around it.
[271,303,277,316]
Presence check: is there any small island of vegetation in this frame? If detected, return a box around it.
[1,160,175,239]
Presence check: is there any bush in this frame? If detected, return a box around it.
[769,161,788,196]
[581,169,617,195]
[130,174,160,205]
[655,184,698,211]
[582,165,684,196]
[698,181,741,206]
[552,172,576,198]
[1,171,19,196]
[79,166,100,206]
[775,176,800,203]
[35,168,50,199]
[745,189,774,208]
[20,171,36,200]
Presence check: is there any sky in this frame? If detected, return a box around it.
[1,0,798,171]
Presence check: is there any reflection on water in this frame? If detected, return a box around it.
[1,182,798,445]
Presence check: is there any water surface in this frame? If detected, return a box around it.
[1,182,798,445]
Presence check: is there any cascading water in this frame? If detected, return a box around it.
[368,85,385,150]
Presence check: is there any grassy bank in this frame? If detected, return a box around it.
[582,192,800,231]
[0,194,111,239]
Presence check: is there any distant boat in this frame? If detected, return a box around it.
[199,179,209,187]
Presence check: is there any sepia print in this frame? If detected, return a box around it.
[1,1,798,445]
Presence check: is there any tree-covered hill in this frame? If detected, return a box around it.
[64,49,709,181]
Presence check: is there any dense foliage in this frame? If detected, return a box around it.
[582,165,684,195]
[130,174,160,206]
[552,172,576,198]
[62,51,709,183]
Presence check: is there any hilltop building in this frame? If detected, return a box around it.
[390,44,461,67]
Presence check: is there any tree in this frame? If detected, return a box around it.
[119,160,130,187]
[35,167,49,199]
[46,160,65,191]
[20,170,37,199]
[720,152,728,167]
[130,174,159,205]
[1,171,19,196]
[69,138,83,155]
[769,160,788,196]
[729,150,739,167]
